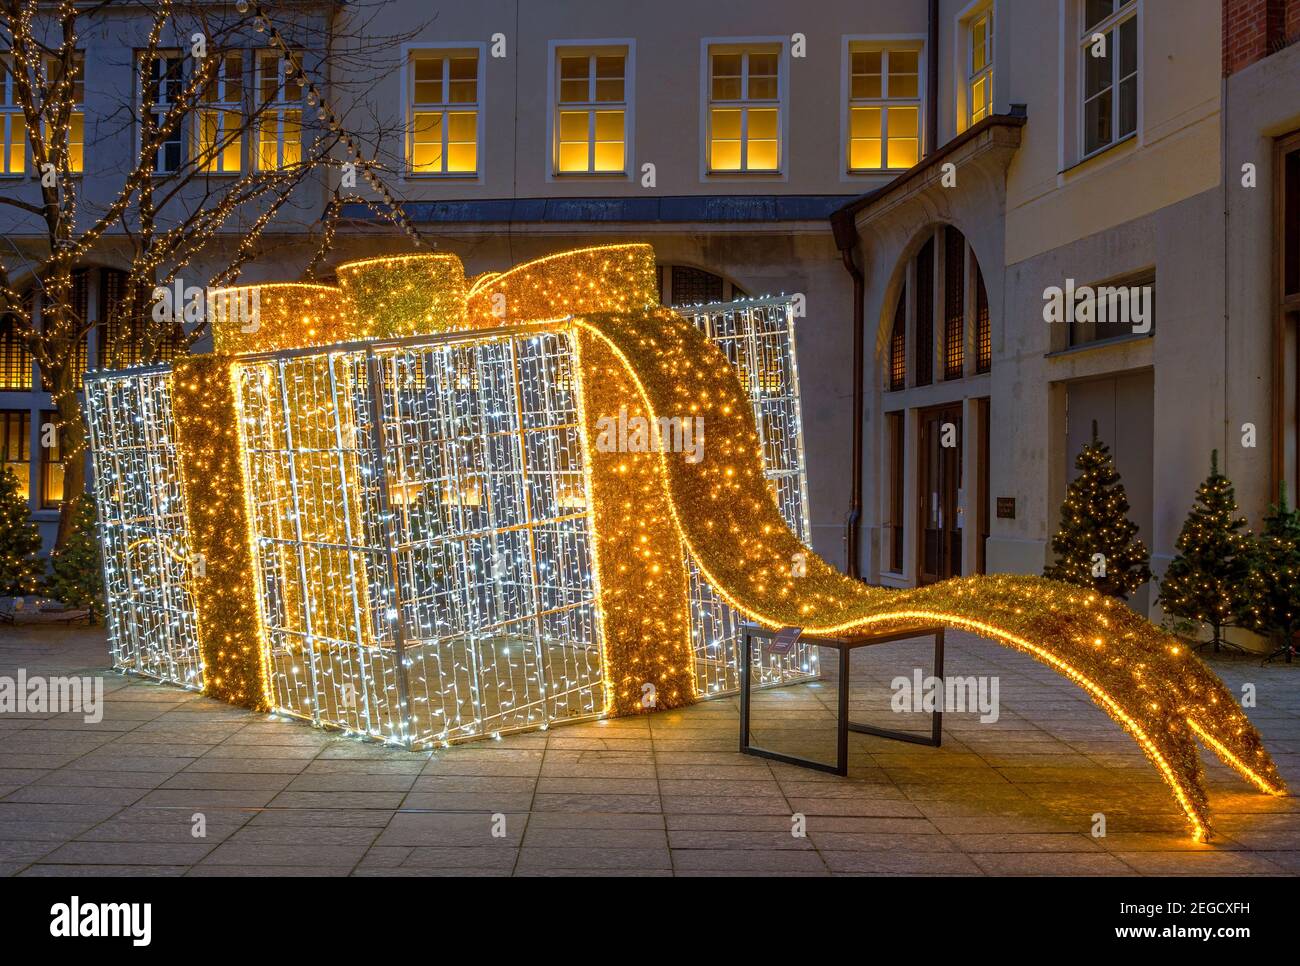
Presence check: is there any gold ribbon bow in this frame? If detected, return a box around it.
[170,243,1282,840]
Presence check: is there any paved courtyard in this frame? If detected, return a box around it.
[1,624,1298,876]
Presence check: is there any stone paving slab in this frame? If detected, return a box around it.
[1,622,1298,876]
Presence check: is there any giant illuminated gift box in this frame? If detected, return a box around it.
[86,244,1284,839]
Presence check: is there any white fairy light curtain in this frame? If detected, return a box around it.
[86,369,203,688]
[679,297,815,696]
[86,265,811,746]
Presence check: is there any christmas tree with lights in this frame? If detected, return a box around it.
[1241,482,1300,663]
[0,467,42,598]
[1044,432,1151,599]
[1158,450,1252,652]
[45,495,104,621]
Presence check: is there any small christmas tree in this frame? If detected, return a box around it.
[1158,450,1252,652]
[1044,432,1151,599]
[1241,482,1300,663]
[0,467,42,598]
[45,494,104,621]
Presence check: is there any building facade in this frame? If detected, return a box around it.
[840,0,1300,636]
[1,0,1297,637]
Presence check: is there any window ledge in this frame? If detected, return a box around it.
[405,173,481,180]
[1060,132,1137,176]
[1044,330,1152,359]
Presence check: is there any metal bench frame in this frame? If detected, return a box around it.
[739,623,945,776]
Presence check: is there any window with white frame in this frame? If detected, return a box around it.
[409,48,479,175]
[1080,0,1138,157]
[966,7,993,127]
[707,45,781,173]
[255,50,303,170]
[1,54,25,175]
[43,53,84,173]
[140,51,184,174]
[554,48,627,175]
[848,45,920,171]
[197,52,243,173]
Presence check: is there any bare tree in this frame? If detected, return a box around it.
[0,0,421,547]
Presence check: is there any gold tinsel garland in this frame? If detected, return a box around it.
[567,304,1286,840]
[150,243,1282,838]
[170,355,272,710]
[575,331,696,714]
[465,244,657,326]
[337,253,468,338]
[210,283,350,355]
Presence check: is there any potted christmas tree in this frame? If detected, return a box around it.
[0,467,43,618]
[1241,483,1300,663]
[44,495,104,624]
[1044,431,1151,599]
[1158,450,1252,653]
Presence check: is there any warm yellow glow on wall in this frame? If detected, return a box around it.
[170,354,271,711]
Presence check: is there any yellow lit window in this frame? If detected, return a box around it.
[848,47,920,172]
[68,113,83,172]
[707,47,781,172]
[197,53,244,173]
[967,10,993,127]
[554,50,627,174]
[37,53,84,173]
[2,114,24,175]
[0,410,31,502]
[409,49,479,175]
[39,410,63,509]
[0,55,22,175]
[255,51,303,171]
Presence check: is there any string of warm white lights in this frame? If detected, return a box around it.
[238,0,425,247]
[570,296,1285,840]
[85,243,1286,839]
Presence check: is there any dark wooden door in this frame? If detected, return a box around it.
[918,405,963,584]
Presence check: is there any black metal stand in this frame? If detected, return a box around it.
[739,624,944,776]
[1262,641,1296,665]
[1196,625,1248,655]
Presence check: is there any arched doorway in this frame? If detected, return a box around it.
[879,223,991,585]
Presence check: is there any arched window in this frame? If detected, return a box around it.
[889,289,905,391]
[943,225,965,379]
[0,299,32,391]
[914,236,933,386]
[100,269,184,368]
[885,224,990,390]
[975,262,991,373]
[658,264,748,305]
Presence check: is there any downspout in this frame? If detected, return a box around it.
[832,213,865,580]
